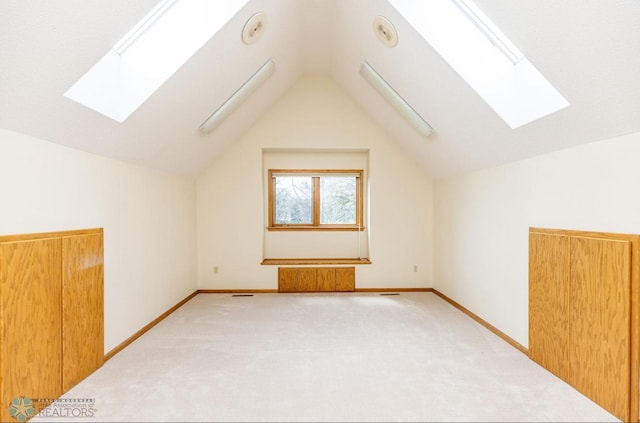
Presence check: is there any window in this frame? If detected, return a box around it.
[388,0,569,128]
[268,169,364,230]
[64,0,248,122]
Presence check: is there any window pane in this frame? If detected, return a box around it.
[320,176,356,224]
[274,176,313,224]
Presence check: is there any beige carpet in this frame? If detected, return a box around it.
[33,292,618,422]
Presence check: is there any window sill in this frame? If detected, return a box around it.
[266,225,366,232]
[261,258,372,265]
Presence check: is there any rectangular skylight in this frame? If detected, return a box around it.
[389,0,569,129]
[64,0,248,123]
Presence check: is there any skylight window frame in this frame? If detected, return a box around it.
[113,0,177,56]
[451,0,524,65]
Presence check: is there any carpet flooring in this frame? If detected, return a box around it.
[32,292,619,422]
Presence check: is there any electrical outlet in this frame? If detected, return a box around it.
[213,266,219,274]
[413,265,418,273]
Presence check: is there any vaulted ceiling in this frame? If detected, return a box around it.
[2,0,640,179]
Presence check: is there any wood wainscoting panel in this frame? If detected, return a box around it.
[335,267,355,292]
[569,236,631,421]
[528,232,570,381]
[278,268,298,292]
[62,233,105,393]
[278,267,355,292]
[297,268,318,292]
[0,238,63,421]
[317,268,336,291]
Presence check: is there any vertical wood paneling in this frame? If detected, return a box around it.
[0,238,62,422]
[569,236,631,422]
[62,233,104,392]
[335,267,355,291]
[297,269,317,291]
[317,268,336,291]
[528,232,570,381]
[279,267,355,292]
[278,268,298,292]
[530,227,640,422]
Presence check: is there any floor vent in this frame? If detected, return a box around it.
[380,293,400,296]
[232,294,254,297]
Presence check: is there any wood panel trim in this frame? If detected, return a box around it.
[266,226,366,231]
[0,228,103,243]
[104,291,198,362]
[432,289,528,355]
[262,258,371,265]
[530,227,638,242]
[198,289,279,294]
[630,233,640,422]
[355,288,433,292]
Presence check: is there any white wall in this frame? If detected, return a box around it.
[0,128,197,353]
[197,76,433,289]
[434,130,640,347]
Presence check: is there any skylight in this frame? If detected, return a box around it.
[389,0,569,129]
[65,0,248,123]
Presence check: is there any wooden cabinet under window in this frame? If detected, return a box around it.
[278,267,355,292]
[0,228,104,421]
[529,227,639,422]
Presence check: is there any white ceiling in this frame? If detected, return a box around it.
[1,0,640,179]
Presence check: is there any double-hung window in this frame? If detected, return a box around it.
[268,169,364,230]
